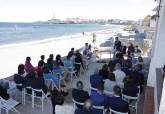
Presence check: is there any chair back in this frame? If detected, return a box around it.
[122,94,139,103]
[90,87,97,91]
[32,88,44,98]
[72,98,84,106]
[104,90,114,96]
[93,105,105,114]
[110,108,128,114]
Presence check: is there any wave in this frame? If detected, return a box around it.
[0,28,110,49]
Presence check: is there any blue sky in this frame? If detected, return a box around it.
[0,0,157,22]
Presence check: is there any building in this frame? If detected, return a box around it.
[144,0,165,114]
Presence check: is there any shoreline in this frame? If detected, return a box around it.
[0,27,124,79]
[0,27,124,49]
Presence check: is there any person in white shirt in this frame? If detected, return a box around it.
[104,73,117,93]
[113,63,126,88]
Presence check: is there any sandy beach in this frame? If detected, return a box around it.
[0,28,123,79]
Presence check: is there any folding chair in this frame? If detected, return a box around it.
[64,66,78,84]
[15,83,24,104]
[32,88,50,112]
[110,108,128,114]
[72,99,84,110]
[122,94,139,114]
[0,97,20,114]
[93,105,105,114]
[23,86,32,105]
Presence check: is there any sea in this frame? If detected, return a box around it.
[0,22,122,46]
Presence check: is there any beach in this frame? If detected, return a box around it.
[0,27,124,79]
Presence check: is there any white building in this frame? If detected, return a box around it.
[145,0,165,114]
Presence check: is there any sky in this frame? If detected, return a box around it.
[0,0,157,22]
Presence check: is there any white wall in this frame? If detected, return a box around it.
[147,0,165,113]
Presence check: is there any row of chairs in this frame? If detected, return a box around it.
[72,98,128,114]
[23,87,51,112]
[15,83,51,112]
[90,87,140,114]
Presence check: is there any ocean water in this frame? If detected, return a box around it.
[0,23,122,46]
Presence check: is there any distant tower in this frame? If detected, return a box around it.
[52,12,56,19]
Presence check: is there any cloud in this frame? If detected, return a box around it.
[130,0,143,3]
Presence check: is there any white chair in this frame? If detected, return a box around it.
[72,99,84,110]
[23,86,32,105]
[93,105,105,114]
[110,108,128,114]
[15,83,24,104]
[0,97,20,114]
[32,88,50,112]
[122,94,139,114]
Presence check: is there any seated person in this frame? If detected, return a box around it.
[55,54,64,67]
[68,48,75,58]
[74,50,84,74]
[131,64,144,86]
[90,68,103,89]
[24,72,48,94]
[46,54,54,71]
[43,66,59,86]
[104,73,116,93]
[113,63,126,88]
[0,84,10,100]
[91,83,109,114]
[75,99,97,114]
[53,62,65,79]
[38,55,45,67]
[109,86,129,114]
[122,77,139,97]
[108,60,115,72]
[72,81,90,109]
[36,61,44,77]
[51,89,65,114]
[99,64,109,79]
[122,57,132,76]
[90,83,109,114]
[14,64,26,90]
[24,56,36,74]
[64,55,74,71]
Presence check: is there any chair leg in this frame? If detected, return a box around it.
[22,91,24,104]
[23,90,25,105]
[42,100,44,112]
[13,108,20,114]
[32,92,34,108]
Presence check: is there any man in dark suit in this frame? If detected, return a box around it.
[72,81,90,109]
[90,69,103,89]
[90,83,109,114]
[123,77,139,97]
[109,86,129,114]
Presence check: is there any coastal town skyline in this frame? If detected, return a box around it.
[0,0,156,22]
